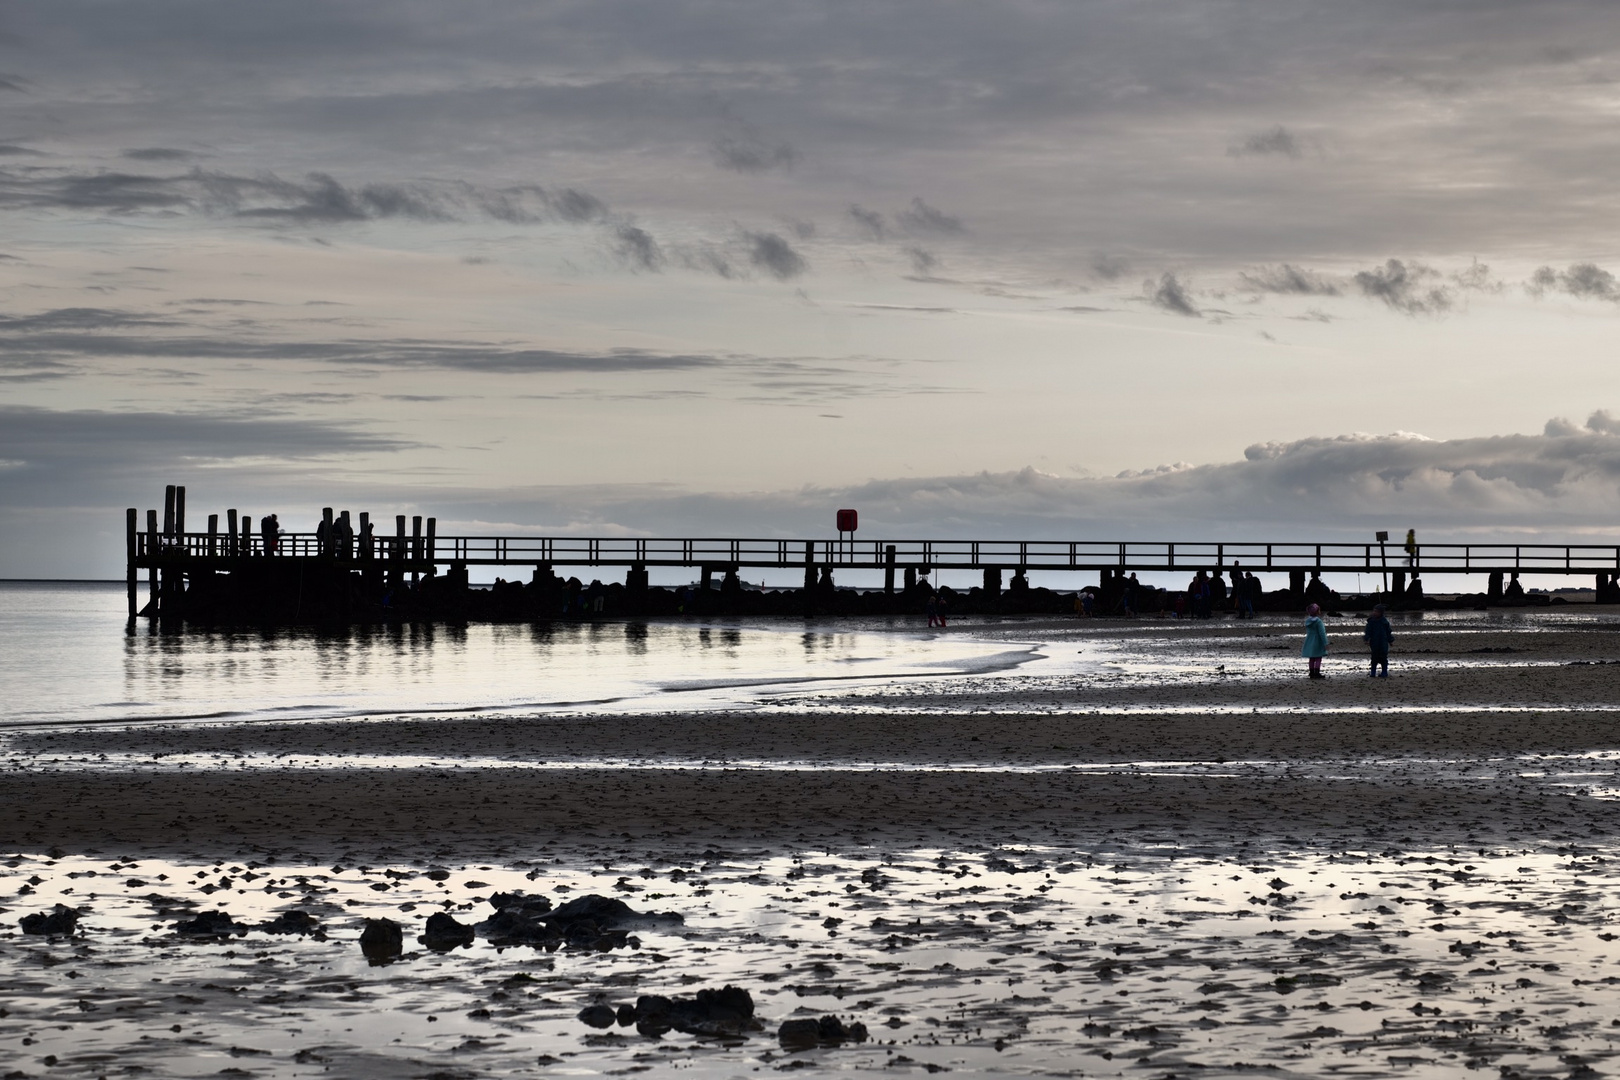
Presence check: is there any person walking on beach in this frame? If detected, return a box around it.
[1364,603,1394,678]
[1301,602,1328,679]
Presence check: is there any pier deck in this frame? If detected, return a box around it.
[124,486,1620,623]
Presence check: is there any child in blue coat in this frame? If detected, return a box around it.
[1301,603,1328,679]
[1364,603,1394,677]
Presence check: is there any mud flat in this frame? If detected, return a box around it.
[4,612,1620,1077]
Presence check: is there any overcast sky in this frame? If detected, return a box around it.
[6,1,1620,577]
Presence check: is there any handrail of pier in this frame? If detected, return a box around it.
[131,533,1620,575]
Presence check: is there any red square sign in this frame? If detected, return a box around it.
[836,509,858,532]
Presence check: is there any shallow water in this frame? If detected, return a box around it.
[0,582,1062,728]
[6,583,1617,732]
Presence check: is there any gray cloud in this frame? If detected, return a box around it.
[1229,125,1303,158]
[1546,409,1620,437]
[612,224,665,272]
[1240,264,1340,296]
[1147,272,1200,317]
[1352,259,1452,315]
[747,231,807,280]
[1528,262,1620,302]
[896,198,964,236]
[0,165,610,226]
[712,127,798,173]
[0,144,42,157]
[0,404,412,500]
[904,246,938,274]
[121,147,197,161]
[848,205,886,240]
[1091,254,1131,281]
[391,416,1620,545]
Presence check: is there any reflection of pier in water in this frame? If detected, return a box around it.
[127,484,1620,623]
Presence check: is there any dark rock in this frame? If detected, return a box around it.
[778,1014,869,1049]
[616,1003,636,1026]
[174,910,243,936]
[258,910,318,935]
[547,893,681,930]
[476,907,561,946]
[777,1018,822,1050]
[419,912,476,951]
[577,1004,616,1029]
[633,985,756,1038]
[19,904,79,936]
[489,891,553,916]
[359,917,403,962]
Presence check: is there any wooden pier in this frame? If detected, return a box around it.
[126,486,1620,624]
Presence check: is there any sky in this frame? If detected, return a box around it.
[6,1,1620,578]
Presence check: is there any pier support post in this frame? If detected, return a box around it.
[359,512,372,559]
[1488,571,1503,604]
[1289,569,1306,597]
[1392,569,1406,598]
[411,516,423,585]
[226,510,238,557]
[426,517,437,570]
[983,567,1002,597]
[392,515,406,589]
[163,485,175,538]
[207,514,218,557]
[803,541,816,595]
[240,515,252,557]
[904,566,917,591]
[146,509,159,617]
[884,545,896,595]
[126,508,138,621]
[175,486,186,538]
[321,507,334,557]
[626,563,648,594]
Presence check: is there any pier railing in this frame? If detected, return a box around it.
[132,532,1620,575]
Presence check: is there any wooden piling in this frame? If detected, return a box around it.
[884,545,896,594]
[226,509,238,557]
[125,508,137,620]
[321,507,334,557]
[411,516,423,584]
[392,515,406,589]
[145,509,159,617]
[359,512,371,559]
[163,485,175,537]
[426,517,436,567]
[241,514,252,557]
[206,514,218,557]
[175,485,186,537]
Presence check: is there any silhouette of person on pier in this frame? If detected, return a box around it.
[261,514,280,556]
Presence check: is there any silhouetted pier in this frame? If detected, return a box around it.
[127,486,1620,624]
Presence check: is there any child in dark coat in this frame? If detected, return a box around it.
[1364,604,1394,677]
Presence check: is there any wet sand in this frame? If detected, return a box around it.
[5,612,1620,1077]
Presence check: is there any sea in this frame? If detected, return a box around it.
[0,580,1068,729]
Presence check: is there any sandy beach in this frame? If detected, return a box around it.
[5,612,1620,1078]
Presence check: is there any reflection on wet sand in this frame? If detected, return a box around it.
[6,843,1620,1077]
